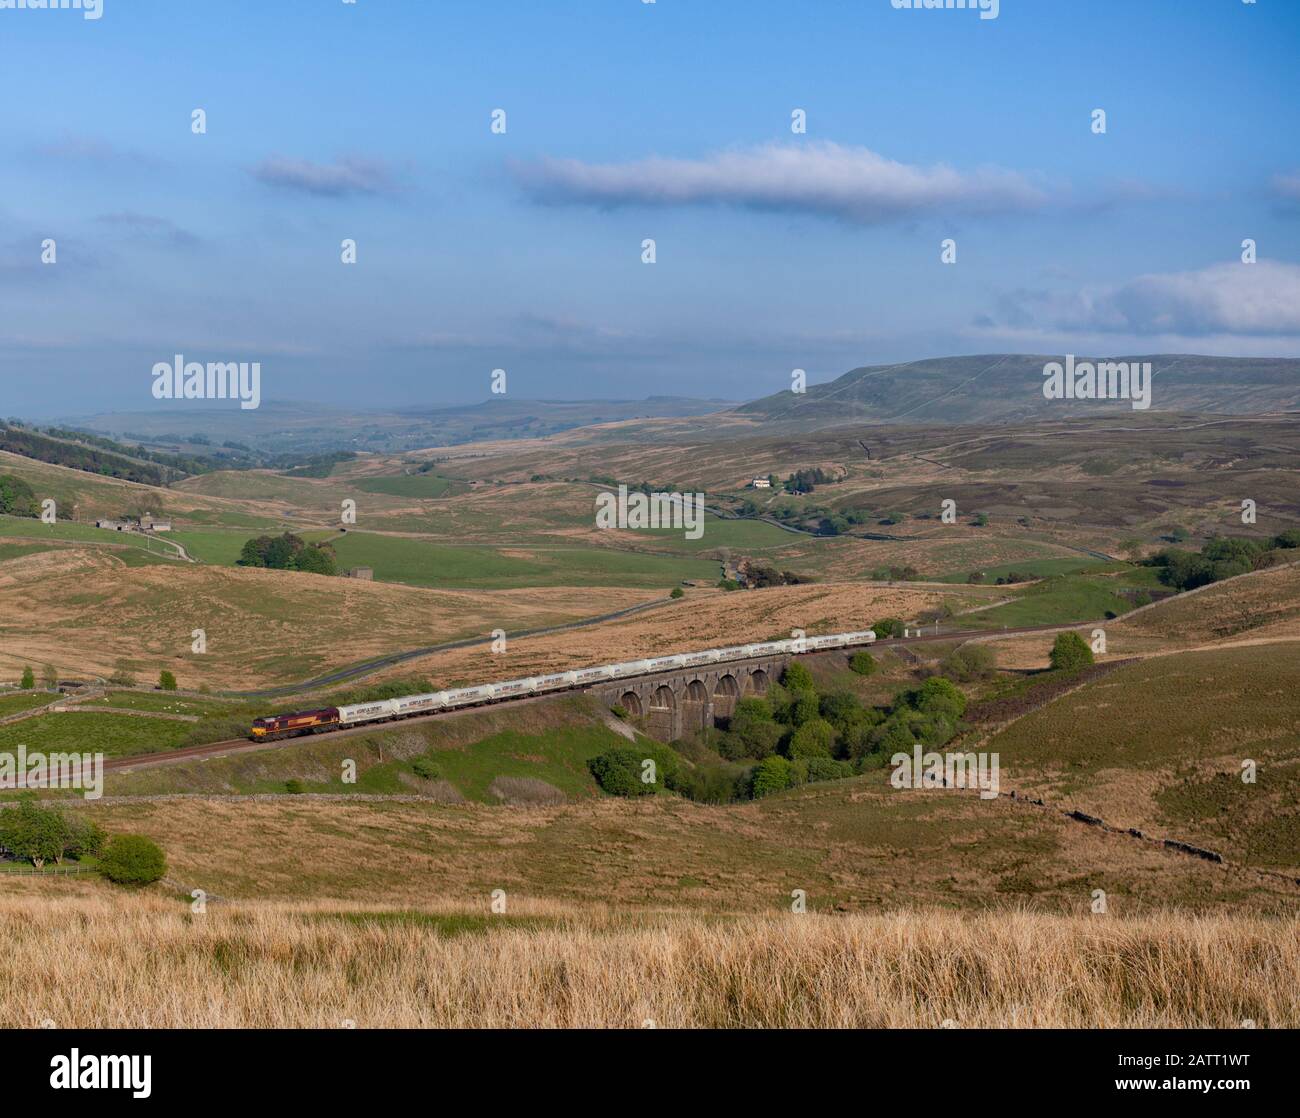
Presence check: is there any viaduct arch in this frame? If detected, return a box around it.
[590,653,788,741]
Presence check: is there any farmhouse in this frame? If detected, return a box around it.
[750,477,771,488]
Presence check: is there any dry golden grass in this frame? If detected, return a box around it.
[1,891,1295,1028]
[0,547,658,688]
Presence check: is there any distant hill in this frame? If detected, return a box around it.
[65,396,737,456]
[736,354,1300,426]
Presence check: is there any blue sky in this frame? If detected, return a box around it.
[1,0,1298,418]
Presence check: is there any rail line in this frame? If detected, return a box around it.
[94,621,1093,777]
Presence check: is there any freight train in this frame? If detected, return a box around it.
[249,629,877,741]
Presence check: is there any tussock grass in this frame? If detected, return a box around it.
[2,894,1295,1028]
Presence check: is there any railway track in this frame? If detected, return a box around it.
[95,621,1092,777]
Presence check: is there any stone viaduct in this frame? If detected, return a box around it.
[587,653,790,741]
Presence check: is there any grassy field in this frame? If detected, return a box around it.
[984,641,1300,873]
[962,566,1158,628]
[353,474,464,498]
[303,530,720,590]
[167,528,260,565]
[81,691,237,717]
[1,894,1294,1028]
[0,691,58,718]
[931,556,1107,583]
[0,710,194,762]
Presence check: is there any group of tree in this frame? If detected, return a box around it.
[744,564,809,588]
[782,467,837,495]
[0,798,105,869]
[869,565,920,582]
[966,569,1034,585]
[237,532,338,575]
[1146,532,1300,591]
[0,473,40,518]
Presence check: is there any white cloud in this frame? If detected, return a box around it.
[250,155,396,197]
[512,141,1046,223]
[981,260,1300,338]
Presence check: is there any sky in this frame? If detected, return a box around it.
[1,0,1298,418]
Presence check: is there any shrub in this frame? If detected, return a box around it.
[98,835,166,886]
[158,670,177,691]
[781,662,814,693]
[789,691,820,727]
[1049,631,1095,672]
[412,757,439,781]
[939,644,995,683]
[806,756,853,783]
[786,718,835,759]
[20,666,34,689]
[284,779,305,794]
[872,618,902,638]
[749,755,794,798]
[914,677,967,721]
[848,650,876,676]
[589,745,679,797]
[669,587,685,599]
[609,704,628,720]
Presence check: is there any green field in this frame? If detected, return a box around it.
[82,691,236,717]
[168,528,260,565]
[963,566,1156,628]
[303,530,719,589]
[932,557,1107,584]
[0,691,59,718]
[353,474,463,498]
[0,516,176,556]
[0,711,192,760]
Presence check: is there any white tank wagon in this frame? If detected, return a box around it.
[249,631,875,740]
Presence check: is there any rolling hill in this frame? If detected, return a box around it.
[737,354,1300,427]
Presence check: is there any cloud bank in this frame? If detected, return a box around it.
[512,141,1047,223]
[250,155,396,197]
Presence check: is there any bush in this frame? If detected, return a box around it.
[589,744,680,797]
[669,587,684,599]
[412,757,439,781]
[848,650,876,676]
[749,755,794,798]
[786,718,835,759]
[806,756,853,783]
[789,690,820,727]
[609,704,628,720]
[20,666,35,689]
[98,835,166,886]
[1049,631,1095,672]
[872,618,902,638]
[158,670,177,691]
[781,662,814,693]
[939,644,995,683]
[914,677,967,721]
[284,779,306,794]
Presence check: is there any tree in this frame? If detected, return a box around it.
[750,755,794,798]
[158,670,177,691]
[914,677,967,721]
[98,834,167,885]
[1049,631,1095,672]
[849,650,876,676]
[20,666,34,690]
[786,718,835,759]
[669,587,684,599]
[939,644,995,683]
[781,662,814,693]
[0,798,69,868]
[0,473,39,518]
[294,544,337,576]
[41,664,58,690]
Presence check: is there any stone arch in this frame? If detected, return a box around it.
[747,668,771,695]
[712,673,740,720]
[649,684,678,740]
[620,691,643,718]
[681,678,710,734]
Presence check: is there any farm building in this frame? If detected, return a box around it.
[344,567,374,581]
[749,477,771,488]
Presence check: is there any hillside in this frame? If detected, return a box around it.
[736,354,1300,426]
